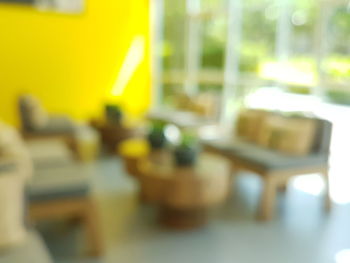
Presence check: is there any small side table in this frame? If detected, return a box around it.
[137,151,230,229]
[90,120,136,152]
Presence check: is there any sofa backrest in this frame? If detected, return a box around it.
[235,109,269,143]
[18,95,48,131]
[18,96,31,131]
[175,92,220,119]
[235,109,332,156]
[311,118,333,155]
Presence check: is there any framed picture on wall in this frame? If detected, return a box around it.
[0,0,35,4]
[0,0,84,14]
[36,0,84,13]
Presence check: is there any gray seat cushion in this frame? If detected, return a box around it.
[28,183,89,202]
[231,147,328,171]
[25,138,75,170]
[205,140,328,171]
[18,95,74,135]
[0,161,16,173]
[30,116,75,135]
[0,230,52,263]
[27,163,91,202]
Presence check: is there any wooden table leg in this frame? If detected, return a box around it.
[229,164,238,195]
[277,180,288,192]
[258,175,278,221]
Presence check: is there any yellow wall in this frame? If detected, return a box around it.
[0,0,151,126]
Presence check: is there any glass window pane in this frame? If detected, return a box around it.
[201,0,227,12]
[163,0,186,71]
[201,15,227,69]
[285,0,318,94]
[240,0,278,97]
[324,4,350,104]
[162,0,186,108]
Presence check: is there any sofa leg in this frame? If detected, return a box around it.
[259,176,277,221]
[83,200,103,257]
[323,170,332,212]
[278,180,288,192]
[228,164,238,196]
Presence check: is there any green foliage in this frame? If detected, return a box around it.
[330,7,350,54]
[105,104,121,112]
[162,0,186,70]
[325,57,350,78]
[150,120,167,133]
[178,131,198,149]
[105,104,123,124]
[326,91,350,105]
[199,84,222,92]
[287,85,312,95]
[161,0,350,102]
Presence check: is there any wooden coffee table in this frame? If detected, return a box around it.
[136,151,230,229]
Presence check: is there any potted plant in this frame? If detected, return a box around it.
[105,104,123,125]
[147,120,167,149]
[174,131,199,167]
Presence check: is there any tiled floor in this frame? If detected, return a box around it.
[38,156,350,263]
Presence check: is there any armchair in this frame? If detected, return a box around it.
[0,121,52,262]
[18,95,100,162]
[18,95,75,138]
[205,109,332,220]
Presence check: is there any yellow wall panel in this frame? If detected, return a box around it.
[0,0,151,126]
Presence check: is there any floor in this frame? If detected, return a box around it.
[38,156,350,263]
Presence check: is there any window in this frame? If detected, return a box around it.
[323,3,350,104]
[153,0,350,118]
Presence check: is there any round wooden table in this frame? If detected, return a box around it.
[137,151,230,229]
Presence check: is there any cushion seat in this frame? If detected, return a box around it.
[204,111,332,220]
[205,140,328,171]
[29,116,75,135]
[0,161,16,173]
[27,164,91,202]
[25,138,75,170]
[28,183,89,202]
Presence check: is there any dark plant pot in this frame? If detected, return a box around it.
[174,147,198,167]
[105,105,122,124]
[147,131,167,149]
